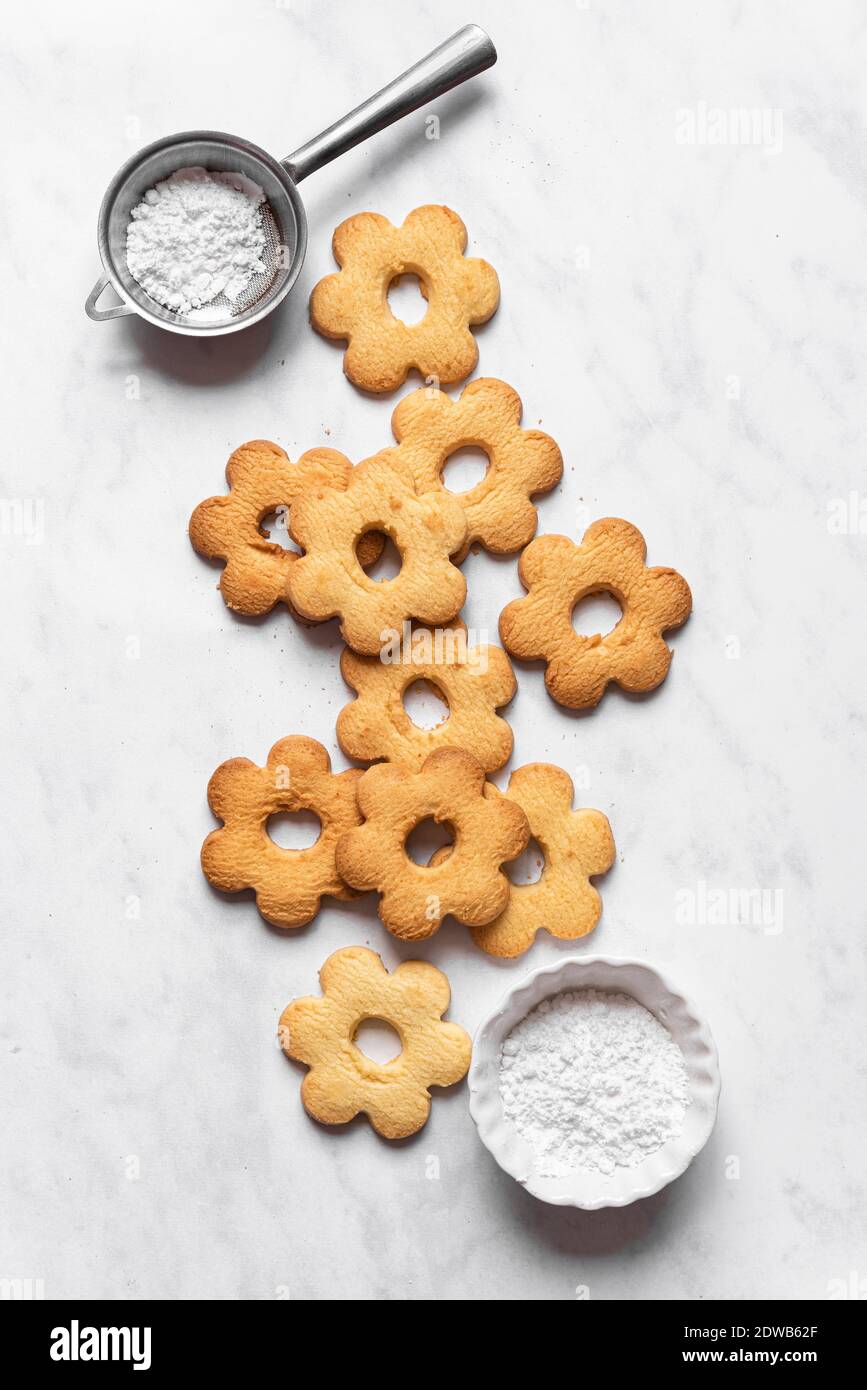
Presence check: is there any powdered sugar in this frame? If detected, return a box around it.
[499,989,690,1177]
[126,167,266,314]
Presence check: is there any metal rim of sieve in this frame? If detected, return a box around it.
[84,25,497,338]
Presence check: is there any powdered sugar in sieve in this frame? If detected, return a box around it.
[125,166,281,320]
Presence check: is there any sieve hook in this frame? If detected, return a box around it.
[86,273,135,321]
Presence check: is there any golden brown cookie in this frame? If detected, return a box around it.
[309,205,500,393]
[336,621,516,773]
[499,518,692,709]
[391,378,563,560]
[336,747,529,940]
[188,440,383,618]
[286,452,468,655]
[201,735,363,929]
[469,764,615,957]
[279,946,471,1139]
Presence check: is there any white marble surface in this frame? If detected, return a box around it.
[2,0,866,1301]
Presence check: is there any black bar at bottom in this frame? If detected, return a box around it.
[0,1298,861,1374]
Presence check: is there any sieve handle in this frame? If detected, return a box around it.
[85,273,135,321]
[282,24,496,183]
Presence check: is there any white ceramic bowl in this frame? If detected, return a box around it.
[468,955,721,1209]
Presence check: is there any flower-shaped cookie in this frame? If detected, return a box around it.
[336,747,529,940]
[337,621,516,773]
[188,440,382,618]
[470,764,615,957]
[499,518,692,709]
[391,378,563,560]
[201,735,363,929]
[286,452,468,655]
[309,205,500,393]
[279,946,471,1139]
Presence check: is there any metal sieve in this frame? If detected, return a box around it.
[85,25,496,337]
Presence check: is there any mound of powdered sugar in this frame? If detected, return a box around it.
[499,989,690,1176]
[126,167,267,314]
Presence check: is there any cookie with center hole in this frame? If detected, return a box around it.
[201,735,363,929]
[286,452,468,655]
[279,945,471,1139]
[309,205,499,393]
[337,620,516,773]
[471,764,615,957]
[499,518,692,709]
[189,440,383,617]
[391,378,563,561]
[336,747,529,940]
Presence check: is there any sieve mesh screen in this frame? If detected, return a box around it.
[176,199,286,327]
